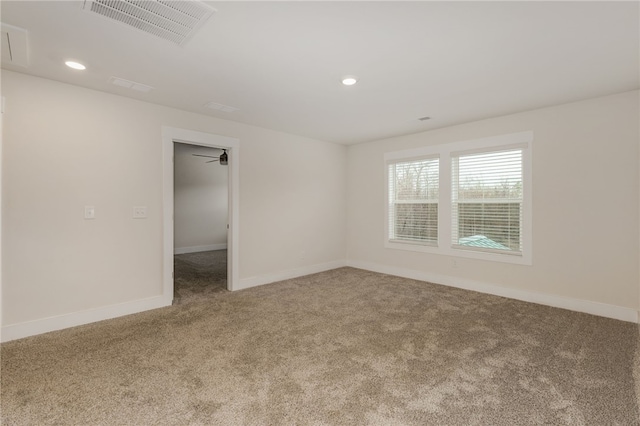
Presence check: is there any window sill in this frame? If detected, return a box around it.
[385,240,532,265]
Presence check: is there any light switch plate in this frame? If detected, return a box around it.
[84,206,95,220]
[133,206,147,219]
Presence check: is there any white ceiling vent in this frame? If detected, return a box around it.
[204,101,239,113]
[1,23,29,68]
[109,76,154,92]
[82,0,216,45]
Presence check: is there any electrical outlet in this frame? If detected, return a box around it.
[133,206,147,219]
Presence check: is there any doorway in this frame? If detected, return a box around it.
[173,143,228,303]
[161,127,239,303]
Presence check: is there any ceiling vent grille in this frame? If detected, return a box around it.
[204,101,239,113]
[109,76,154,92]
[83,0,215,45]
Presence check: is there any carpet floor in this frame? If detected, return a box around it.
[1,267,638,425]
[173,250,228,304]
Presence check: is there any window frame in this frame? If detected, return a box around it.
[384,131,532,265]
[387,155,440,247]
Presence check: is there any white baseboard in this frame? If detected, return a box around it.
[0,260,345,342]
[1,294,173,343]
[174,244,227,255]
[6,259,634,342]
[346,260,638,324]
[236,260,347,291]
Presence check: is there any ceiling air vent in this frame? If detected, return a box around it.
[204,101,239,113]
[109,76,154,92]
[82,0,215,45]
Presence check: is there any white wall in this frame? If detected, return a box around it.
[173,143,228,253]
[2,70,636,340]
[0,96,3,334]
[347,91,639,318]
[1,71,347,335]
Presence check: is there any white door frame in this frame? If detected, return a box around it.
[162,126,240,299]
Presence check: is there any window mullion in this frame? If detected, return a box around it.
[439,152,452,250]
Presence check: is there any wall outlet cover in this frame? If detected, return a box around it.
[133,206,147,219]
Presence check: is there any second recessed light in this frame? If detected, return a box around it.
[342,76,358,86]
[65,60,86,70]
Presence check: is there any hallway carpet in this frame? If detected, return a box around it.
[1,267,638,425]
[173,249,227,304]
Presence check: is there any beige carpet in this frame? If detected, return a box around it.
[173,250,228,304]
[1,267,638,425]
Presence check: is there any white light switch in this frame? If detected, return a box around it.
[133,206,147,219]
[84,206,95,220]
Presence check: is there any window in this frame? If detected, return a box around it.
[385,131,532,264]
[452,148,523,255]
[388,157,439,245]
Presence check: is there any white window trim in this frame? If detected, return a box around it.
[387,155,440,247]
[384,131,533,265]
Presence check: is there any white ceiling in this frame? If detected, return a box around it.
[2,1,638,145]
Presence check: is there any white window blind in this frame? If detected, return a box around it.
[388,157,439,245]
[452,148,523,254]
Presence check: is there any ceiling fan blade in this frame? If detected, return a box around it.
[206,159,219,163]
[192,154,217,158]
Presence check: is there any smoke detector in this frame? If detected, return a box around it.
[82,0,216,45]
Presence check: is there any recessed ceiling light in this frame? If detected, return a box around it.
[342,76,358,86]
[65,61,86,70]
